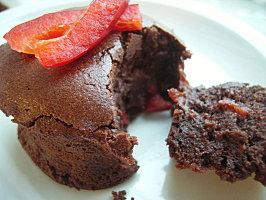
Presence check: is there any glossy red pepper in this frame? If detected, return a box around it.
[4,10,83,54]
[4,3,142,64]
[114,4,142,32]
[34,0,129,67]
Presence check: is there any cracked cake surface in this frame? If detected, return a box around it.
[0,17,189,189]
[167,82,266,185]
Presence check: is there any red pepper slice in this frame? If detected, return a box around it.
[33,0,129,68]
[4,4,142,60]
[114,4,142,32]
[4,10,83,54]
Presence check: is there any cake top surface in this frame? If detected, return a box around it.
[0,33,123,131]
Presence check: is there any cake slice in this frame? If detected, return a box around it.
[167,82,266,185]
[0,18,190,190]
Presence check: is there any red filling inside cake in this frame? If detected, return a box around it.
[111,26,190,128]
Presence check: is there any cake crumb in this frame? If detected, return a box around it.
[112,190,134,200]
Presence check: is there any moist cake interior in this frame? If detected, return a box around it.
[167,83,266,185]
[111,26,188,129]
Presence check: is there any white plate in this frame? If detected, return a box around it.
[0,1,265,199]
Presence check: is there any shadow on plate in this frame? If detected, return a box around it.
[162,160,265,200]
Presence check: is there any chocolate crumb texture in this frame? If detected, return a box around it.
[167,82,266,186]
[112,190,126,200]
[112,190,134,200]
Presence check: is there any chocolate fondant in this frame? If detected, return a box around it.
[0,17,189,189]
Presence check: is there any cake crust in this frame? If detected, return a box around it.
[0,34,122,132]
[18,117,138,190]
[167,82,266,185]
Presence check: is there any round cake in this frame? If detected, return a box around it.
[0,17,190,189]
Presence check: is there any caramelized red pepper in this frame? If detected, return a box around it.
[4,10,83,54]
[33,0,129,67]
[114,4,142,32]
[4,4,142,62]
[218,99,250,118]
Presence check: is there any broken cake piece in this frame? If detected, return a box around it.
[167,82,266,185]
[112,190,134,200]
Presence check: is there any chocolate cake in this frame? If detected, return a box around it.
[167,82,266,185]
[0,17,190,189]
[0,3,7,12]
